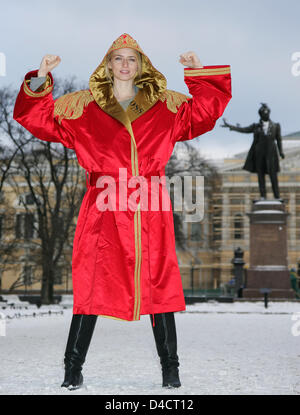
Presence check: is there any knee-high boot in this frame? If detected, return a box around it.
[150,312,181,388]
[61,314,98,390]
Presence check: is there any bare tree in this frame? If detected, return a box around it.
[166,141,219,255]
[0,87,21,192]
[0,86,29,290]
[0,77,87,304]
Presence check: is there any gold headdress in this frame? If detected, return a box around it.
[105,33,144,57]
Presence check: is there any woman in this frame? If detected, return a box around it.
[13,33,232,390]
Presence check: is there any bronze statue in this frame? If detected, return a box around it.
[222,103,285,200]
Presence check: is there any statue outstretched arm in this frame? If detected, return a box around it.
[221,118,255,133]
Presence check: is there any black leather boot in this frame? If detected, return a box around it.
[61,314,97,390]
[150,312,181,388]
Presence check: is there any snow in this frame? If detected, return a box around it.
[255,201,283,205]
[252,265,287,271]
[253,210,284,214]
[1,295,31,306]
[1,299,300,395]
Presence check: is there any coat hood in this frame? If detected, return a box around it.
[89,33,167,124]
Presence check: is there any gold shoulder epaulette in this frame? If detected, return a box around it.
[54,90,95,124]
[159,89,190,113]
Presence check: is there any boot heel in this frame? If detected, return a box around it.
[163,367,181,388]
[67,372,84,390]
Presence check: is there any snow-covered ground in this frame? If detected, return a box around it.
[1,299,300,395]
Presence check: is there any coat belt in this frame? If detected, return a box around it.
[86,169,165,187]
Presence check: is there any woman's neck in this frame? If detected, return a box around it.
[113,78,136,102]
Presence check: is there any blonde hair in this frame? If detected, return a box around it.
[105,49,142,84]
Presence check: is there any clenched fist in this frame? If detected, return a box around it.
[179,52,203,68]
[38,54,61,77]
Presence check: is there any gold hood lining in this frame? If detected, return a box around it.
[89,34,167,120]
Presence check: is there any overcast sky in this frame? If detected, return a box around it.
[1,0,299,159]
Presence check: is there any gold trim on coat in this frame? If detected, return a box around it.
[184,67,231,76]
[99,314,128,322]
[133,201,142,320]
[159,89,190,113]
[127,123,142,321]
[23,75,53,97]
[54,90,95,124]
[136,202,142,319]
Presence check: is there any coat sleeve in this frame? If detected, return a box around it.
[13,70,75,149]
[172,65,232,143]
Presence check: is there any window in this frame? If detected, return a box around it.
[212,209,222,241]
[54,267,63,285]
[15,213,35,239]
[230,198,243,205]
[190,223,202,241]
[296,218,300,241]
[18,193,36,206]
[23,265,33,285]
[234,213,243,239]
[25,193,35,205]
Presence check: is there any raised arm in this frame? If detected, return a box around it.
[13,55,75,149]
[172,51,232,143]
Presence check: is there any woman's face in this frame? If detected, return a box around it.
[108,48,139,82]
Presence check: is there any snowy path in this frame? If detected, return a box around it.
[1,301,300,395]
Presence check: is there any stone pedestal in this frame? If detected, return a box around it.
[243,200,295,299]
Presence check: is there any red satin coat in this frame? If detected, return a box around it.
[14,59,231,322]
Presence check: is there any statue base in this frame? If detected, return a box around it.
[243,200,295,299]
